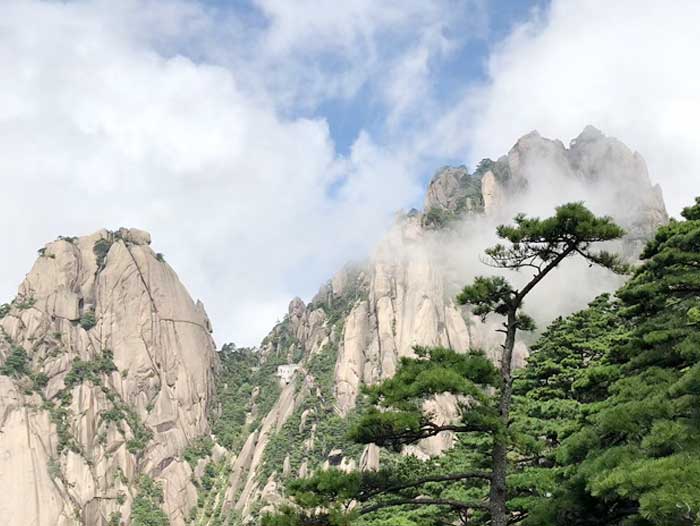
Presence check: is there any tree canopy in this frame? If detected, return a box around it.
[534,197,700,525]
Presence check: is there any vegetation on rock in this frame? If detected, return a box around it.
[263,202,627,526]
[93,238,113,268]
[0,346,30,377]
[132,475,170,526]
[79,309,97,330]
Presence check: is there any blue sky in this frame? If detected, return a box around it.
[1,1,698,345]
[205,0,545,159]
[308,0,544,156]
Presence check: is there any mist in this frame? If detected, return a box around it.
[382,128,665,344]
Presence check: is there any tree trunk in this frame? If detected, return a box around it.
[489,308,517,526]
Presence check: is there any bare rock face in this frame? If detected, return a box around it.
[424,166,469,211]
[423,166,485,219]
[0,228,218,526]
[483,127,668,254]
[334,215,473,416]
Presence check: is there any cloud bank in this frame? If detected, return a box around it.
[1,0,698,346]
[0,0,481,345]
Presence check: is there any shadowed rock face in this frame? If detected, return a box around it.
[0,228,217,526]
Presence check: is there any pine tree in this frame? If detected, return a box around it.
[509,294,630,525]
[546,197,700,525]
[263,203,626,526]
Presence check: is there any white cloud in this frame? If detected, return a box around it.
[247,0,487,111]
[0,0,432,346]
[456,0,700,216]
[3,0,698,348]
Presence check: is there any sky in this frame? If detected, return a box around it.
[1,0,699,346]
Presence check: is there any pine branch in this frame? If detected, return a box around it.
[359,497,489,515]
[360,471,491,501]
[370,422,488,448]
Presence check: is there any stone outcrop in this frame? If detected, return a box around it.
[333,216,474,416]
[0,229,218,526]
[477,126,668,253]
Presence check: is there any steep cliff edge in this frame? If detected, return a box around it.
[0,228,218,525]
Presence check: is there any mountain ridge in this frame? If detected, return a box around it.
[0,127,668,525]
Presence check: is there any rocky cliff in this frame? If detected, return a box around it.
[200,127,668,522]
[0,128,669,526]
[0,228,218,525]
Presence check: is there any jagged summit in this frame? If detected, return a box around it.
[573,124,605,142]
[210,126,670,519]
[419,127,667,249]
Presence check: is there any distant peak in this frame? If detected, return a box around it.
[430,165,468,183]
[573,125,605,144]
[521,129,542,140]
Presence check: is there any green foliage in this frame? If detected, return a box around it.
[348,346,493,444]
[48,352,153,456]
[285,469,362,510]
[156,252,166,262]
[79,310,97,330]
[132,475,169,526]
[510,197,700,526]
[423,207,457,229]
[188,458,233,524]
[509,295,629,524]
[0,346,30,377]
[363,347,498,410]
[93,238,112,268]
[183,436,214,468]
[457,276,514,318]
[45,401,78,453]
[32,371,49,389]
[473,158,512,182]
[213,275,367,499]
[496,203,624,246]
[266,203,625,526]
[210,345,281,451]
[13,295,36,310]
[260,340,366,482]
[537,198,700,526]
[64,351,117,388]
[108,511,122,526]
[108,399,153,455]
[0,303,9,318]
